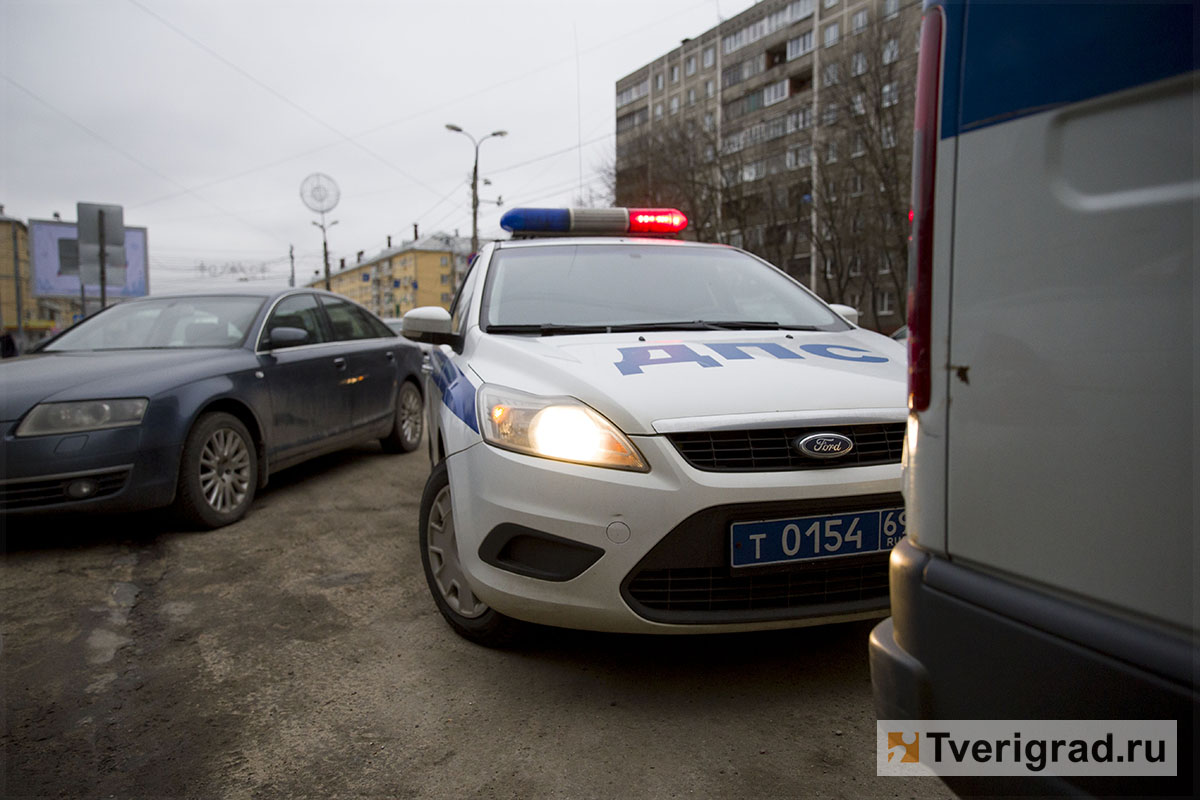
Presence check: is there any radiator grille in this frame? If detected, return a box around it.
[667,423,904,471]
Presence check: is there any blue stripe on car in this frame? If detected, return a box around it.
[934,0,1196,140]
[430,350,478,433]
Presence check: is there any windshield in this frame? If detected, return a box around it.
[481,244,848,332]
[43,296,266,351]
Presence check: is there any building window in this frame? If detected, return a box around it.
[687,88,697,105]
[743,160,766,182]
[703,46,715,68]
[823,102,839,124]
[788,105,814,131]
[882,124,896,148]
[882,81,899,107]
[852,8,869,33]
[883,38,900,65]
[880,258,892,274]
[656,73,664,90]
[823,63,839,86]
[703,111,714,130]
[824,0,838,7]
[850,173,864,195]
[706,79,715,97]
[686,55,697,76]
[786,143,813,168]
[877,289,895,315]
[849,254,863,275]
[671,64,680,82]
[788,31,815,59]
[440,256,448,265]
[670,96,680,114]
[884,0,900,19]
[655,102,663,119]
[824,22,840,48]
[825,139,838,163]
[852,133,865,156]
[852,93,866,115]
[851,51,867,76]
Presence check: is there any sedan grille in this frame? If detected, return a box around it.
[667,423,904,472]
[0,469,131,511]
[620,493,901,625]
[626,556,890,616]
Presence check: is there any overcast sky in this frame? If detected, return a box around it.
[2,0,756,294]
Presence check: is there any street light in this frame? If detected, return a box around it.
[445,124,507,258]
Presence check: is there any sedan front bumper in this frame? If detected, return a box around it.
[447,434,902,634]
[1,422,181,514]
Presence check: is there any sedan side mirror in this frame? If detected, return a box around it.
[402,306,461,350]
[266,326,309,348]
[829,303,860,326]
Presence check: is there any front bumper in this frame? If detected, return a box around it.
[0,422,180,514]
[870,537,1197,797]
[447,434,901,634]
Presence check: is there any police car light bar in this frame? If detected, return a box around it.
[500,207,688,236]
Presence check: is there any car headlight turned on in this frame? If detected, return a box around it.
[16,398,149,437]
[478,385,647,472]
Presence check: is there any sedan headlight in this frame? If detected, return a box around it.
[16,398,149,437]
[478,385,647,472]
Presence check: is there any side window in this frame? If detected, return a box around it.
[450,262,481,335]
[321,296,382,341]
[263,293,326,349]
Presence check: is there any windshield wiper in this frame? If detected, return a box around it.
[609,320,823,332]
[485,321,824,336]
[485,323,613,336]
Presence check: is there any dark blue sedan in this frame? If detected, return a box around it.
[0,288,425,528]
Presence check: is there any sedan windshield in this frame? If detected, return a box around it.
[481,244,848,332]
[43,296,266,351]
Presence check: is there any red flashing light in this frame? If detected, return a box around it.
[627,208,688,234]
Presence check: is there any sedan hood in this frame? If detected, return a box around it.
[466,329,907,434]
[0,350,252,421]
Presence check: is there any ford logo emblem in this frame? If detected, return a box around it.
[795,433,854,459]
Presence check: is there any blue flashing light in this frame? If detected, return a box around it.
[500,208,571,233]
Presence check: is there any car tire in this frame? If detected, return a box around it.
[175,412,258,529]
[419,460,525,647]
[381,380,423,453]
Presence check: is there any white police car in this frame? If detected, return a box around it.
[403,207,906,646]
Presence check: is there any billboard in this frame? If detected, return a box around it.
[29,219,149,299]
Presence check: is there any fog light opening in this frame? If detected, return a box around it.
[66,479,99,499]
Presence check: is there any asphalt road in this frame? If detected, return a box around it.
[2,440,952,799]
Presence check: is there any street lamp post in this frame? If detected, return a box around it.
[445,124,507,257]
[312,216,338,290]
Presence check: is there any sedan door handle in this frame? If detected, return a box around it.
[384,351,395,361]
[333,357,347,370]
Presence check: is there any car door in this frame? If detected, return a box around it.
[257,292,353,462]
[318,296,398,431]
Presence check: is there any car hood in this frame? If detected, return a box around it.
[466,329,907,435]
[0,349,253,421]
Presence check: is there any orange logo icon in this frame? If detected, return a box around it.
[887,732,920,763]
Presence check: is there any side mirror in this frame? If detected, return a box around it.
[829,303,860,326]
[402,306,460,349]
[266,326,309,348]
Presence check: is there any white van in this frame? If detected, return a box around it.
[869,0,1196,796]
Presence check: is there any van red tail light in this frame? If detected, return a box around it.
[908,6,944,412]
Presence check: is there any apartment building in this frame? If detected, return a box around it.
[313,233,470,318]
[0,209,82,351]
[614,0,919,332]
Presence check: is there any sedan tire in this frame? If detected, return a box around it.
[380,379,423,453]
[419,460,525,647]
[175,412,258,529]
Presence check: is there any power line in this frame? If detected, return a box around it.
[125,0,442,198]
